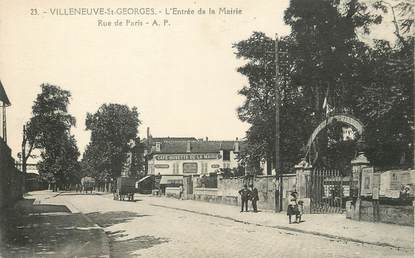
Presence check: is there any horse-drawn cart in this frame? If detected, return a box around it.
[81,176,96,194]
[113,177,136,201]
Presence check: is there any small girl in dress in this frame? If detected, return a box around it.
[287,191,299,224]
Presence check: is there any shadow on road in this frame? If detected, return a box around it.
[31,204,72,213]
[107,230,169,258]
[59,192,105,196]
[1,197,169,257]
[0,199,106,258]
[85,211,149,228]
[84,211,169,257]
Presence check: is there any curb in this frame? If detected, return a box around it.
[54,192,111,258]
[150,203,412,251]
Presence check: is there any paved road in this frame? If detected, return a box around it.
[0,192,108,258]
[57,192,410,258]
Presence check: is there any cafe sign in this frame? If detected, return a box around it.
[154,164,169,169]
[155,153,220,161]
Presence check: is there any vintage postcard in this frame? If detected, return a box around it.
[0,0,413,257]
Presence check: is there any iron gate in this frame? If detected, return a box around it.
[310,169,349,213]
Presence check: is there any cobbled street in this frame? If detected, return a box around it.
[4,191,408,258]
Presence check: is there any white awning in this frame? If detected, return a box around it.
[137,175,151,184]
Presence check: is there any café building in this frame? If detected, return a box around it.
[146,137,242,186]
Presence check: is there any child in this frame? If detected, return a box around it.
[287,191,299,224]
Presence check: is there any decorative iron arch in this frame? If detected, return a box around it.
[305,114,364,163]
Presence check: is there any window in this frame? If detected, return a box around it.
[223,150,230,161]
[201,162,208,173]
[183,163,198,173]
[173,163,180,174]
[155,142,161,152]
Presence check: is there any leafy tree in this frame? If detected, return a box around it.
[219,166,246,178]
[130,139,146,178]
[24,84,80,189]
[355,5,414,168]
[284,0,383,114]
[38,135,80,189]
[234,32,310,173]
[380,0,413,47]
[82,103,142,179]
[234,0,412,171]
[283,0,386,167]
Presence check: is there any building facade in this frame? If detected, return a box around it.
[146,137,242,177]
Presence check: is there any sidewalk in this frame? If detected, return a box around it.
[135,194,414,251]
[0,190,110,258]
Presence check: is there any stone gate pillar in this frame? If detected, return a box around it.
[295,159,312,213]
[348,151,370,220]
[351,152,370,198]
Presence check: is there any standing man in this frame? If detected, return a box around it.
[238,184,251,212]
[250,184,259,212]
[179,185,184,200]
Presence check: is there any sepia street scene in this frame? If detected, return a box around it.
[0,0,414,257]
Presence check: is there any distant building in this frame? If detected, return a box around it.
[0,80,11,143]
[144,128,244,186]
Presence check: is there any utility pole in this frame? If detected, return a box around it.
[275,34,283,212]
[22,125,27,174]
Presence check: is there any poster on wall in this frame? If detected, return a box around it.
[379,170,413,198]
[343,185,350,197]
[360,167,374,196]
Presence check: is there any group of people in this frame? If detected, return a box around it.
[238,184,259,212]
[239,184,304,224]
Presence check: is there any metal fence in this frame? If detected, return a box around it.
[310,169,350,213]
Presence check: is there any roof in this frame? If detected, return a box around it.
[0,80,11,106]
[154,140,243,154]
[151,137,198,143]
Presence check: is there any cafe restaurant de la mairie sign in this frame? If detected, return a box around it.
[146,136,242,179]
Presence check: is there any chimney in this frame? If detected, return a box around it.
[234,137,240,152]
[186,141,191,153]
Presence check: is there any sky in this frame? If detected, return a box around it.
[0,0,395,159]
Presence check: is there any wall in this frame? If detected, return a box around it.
[0,139,24,208]
[347,200,414,226]
[165,187,181,198]
[345,168,415,226]
[189,175,297,211]
[190,189,238,206]
[217,177,244,196]
[376,204,413,226]
[193,188,218,196]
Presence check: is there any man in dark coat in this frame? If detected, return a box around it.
[250,184,259,212]
[238,184,251,212]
